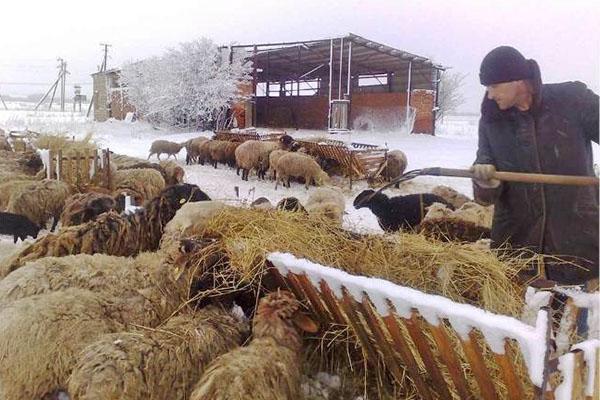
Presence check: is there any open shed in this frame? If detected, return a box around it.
[230,33,445,134]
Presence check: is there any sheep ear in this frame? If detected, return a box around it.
[179,198,186,204]
[292,312,319,333]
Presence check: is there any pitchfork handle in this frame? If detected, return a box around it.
[421,167,600,186]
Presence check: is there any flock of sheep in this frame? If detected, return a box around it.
[0,130,495,399]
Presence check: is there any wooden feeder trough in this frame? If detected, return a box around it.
[213,129,286,142]
[296,139,388,188]
[45,148,112,190]
[265,252,600,400]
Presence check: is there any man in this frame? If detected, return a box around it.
[471,45,599,285]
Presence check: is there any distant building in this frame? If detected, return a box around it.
[90,68,134,122]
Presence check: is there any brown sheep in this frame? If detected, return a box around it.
[190,291,318,400]
[382,150,408,188]
[235,140,281,181]
[59,192,117,227]
[147,140,184,160]
[184,136,209,164]
[208,140,232,168]
[112,168,166,204]
[275,152,330,190]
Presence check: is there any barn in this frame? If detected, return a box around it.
[230,33,445,134]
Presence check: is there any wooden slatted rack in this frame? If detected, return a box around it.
[264,252,600,400]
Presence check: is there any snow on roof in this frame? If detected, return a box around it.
[268,251,550,387]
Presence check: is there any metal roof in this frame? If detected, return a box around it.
[230,33,444,82]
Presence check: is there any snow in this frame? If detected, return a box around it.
[267,251,549,387]
[572,339,600,396]
[554,352,575,400]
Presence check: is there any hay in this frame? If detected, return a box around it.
[34,132,97,155]
[195,207,528,317]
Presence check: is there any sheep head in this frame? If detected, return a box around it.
[353,189,389,209]
[253,290,318,351]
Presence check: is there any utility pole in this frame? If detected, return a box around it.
[36,58,69,111]
[0,87,8,110]
[100,43,111,72]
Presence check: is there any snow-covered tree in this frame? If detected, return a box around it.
[120,38,251,127]
[436,70,467,121]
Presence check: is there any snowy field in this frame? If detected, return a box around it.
[0,107,597,257]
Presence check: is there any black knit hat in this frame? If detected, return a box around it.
[479,46,533,85]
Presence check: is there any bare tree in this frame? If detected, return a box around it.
[436,70,467,121]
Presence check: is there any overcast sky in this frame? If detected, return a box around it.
[1,0,598,112]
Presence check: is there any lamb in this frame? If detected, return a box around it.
[68,307,249,400]
[112,168,166,204]
[275,152,330,190]
[160,201,227,250]
[190,290,318,400]
[6,179,71,231]
[431,185,472,209]
[382,150,408,187]
[147,139,184,160]
[0,211,41,243]
[59,192,117,227]
[184,136,209,164]
[353,189,455,232]
[305,187,346,224]
[3,183,211,275]
[235,140,280,180]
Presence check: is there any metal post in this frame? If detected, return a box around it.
[327,39,333,130]
[338,37,343,100]
[252,45,257,127]
[406,61,412,131]
[346,41,352,96]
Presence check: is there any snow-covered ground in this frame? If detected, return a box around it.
[0,108,598,253]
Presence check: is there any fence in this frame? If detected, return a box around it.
[266,252,599,400]
[44,148,112,189]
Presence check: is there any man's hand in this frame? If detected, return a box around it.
[470,164,501,188]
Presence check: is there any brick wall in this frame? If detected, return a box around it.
[410,90,435,134]
[109,90,136,120]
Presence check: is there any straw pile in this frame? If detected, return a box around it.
[34,132,97,155]
[193,207,530,317]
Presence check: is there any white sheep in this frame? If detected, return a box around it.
[267,149,289,180]
[305,187,346,224]
[431,185,472,209]
[6,179,71,231]
[147,140,184,160]
[68,307,249,400]
[275,152,330,190]
[235,140,281,180]
[190,290,318,400]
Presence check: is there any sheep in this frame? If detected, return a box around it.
[197,140,213,165]
[275,152,330,190]
[68,307,249,400]
[147,139,184,160]
[268,149,289,180]
[2,183,211,275]
[184,136,209,164]
[223,141,242,168]
[353,189,455,232]
[431,185,472,209]
[382,150,408,187]
[419,201,492,242]
[0,136,11,151]
[6,179,71,231]
[0,289,126,400]
[0,211,41,243]
[59,192,116,227]
[112,168,166,204]
[305,187,346,225]
[235,140,281,180]
[190,290,318,400]
[208,140,233,168]
[0,179,39,210]
[158,160,185,185]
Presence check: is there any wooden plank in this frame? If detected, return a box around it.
[494,341,525,400]
[571,350,585,400]
[427,322,472,400]
[460,330,498,400]
[57,149,63,181]
[360,302,433,400]
[293,273,331,324]
[318,280,347,326]
[282,271,309,306]
[402,311,454,400]
[339,288,379,364]
[593,347,599,400]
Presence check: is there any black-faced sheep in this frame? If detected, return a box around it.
[190,291,318,400]
[68,307,249,400]
[6,179,71,231]
[147,140,184,160]
[3,183,211,275]
[353,189,455,232]
[382,150,408,187]
[59,192,117,227]
[0,211,41,243]
[275,152,330,190]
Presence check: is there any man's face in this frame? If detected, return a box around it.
[486,81,520,110]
